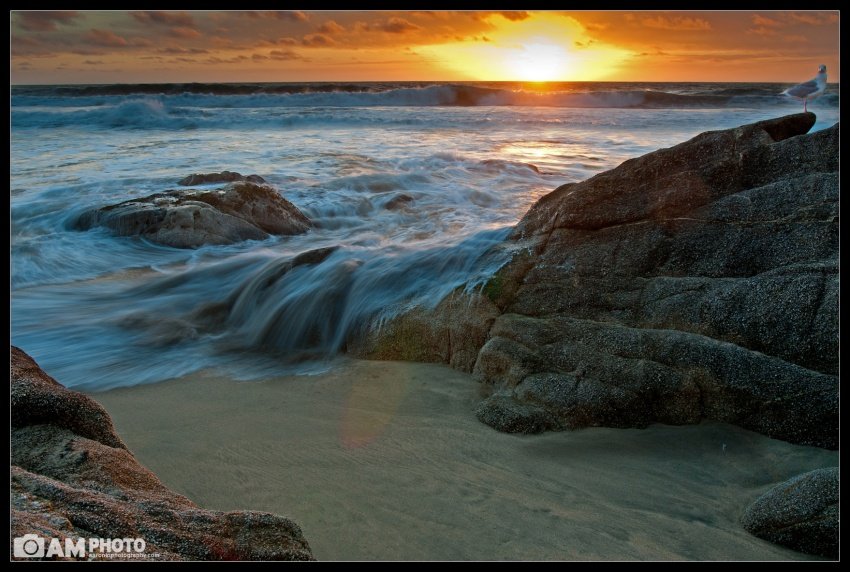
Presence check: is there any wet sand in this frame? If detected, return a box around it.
[92,359,836,561]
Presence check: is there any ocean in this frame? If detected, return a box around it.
[10,81,840,390]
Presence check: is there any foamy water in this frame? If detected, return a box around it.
[10,81,840,390]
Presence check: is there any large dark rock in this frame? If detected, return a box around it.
[358,114,837,449]
[473,113,838,448]
[177,171,267,186]
[74,182,310,248]
[10,346,314,561]
[741,468,838,559]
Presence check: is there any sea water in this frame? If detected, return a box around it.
[10,81,840,389]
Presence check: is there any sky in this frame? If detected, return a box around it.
[10,10,840,84]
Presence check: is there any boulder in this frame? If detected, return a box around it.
[177,171,267,186]
[10,346,314,561]
[741,467,838,558]
[74,182,310,248]
[471,113,838,448]
[474,394,558,434]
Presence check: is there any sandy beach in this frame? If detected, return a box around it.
[92,359,836,561]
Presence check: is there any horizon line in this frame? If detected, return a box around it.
[11,79,841,87]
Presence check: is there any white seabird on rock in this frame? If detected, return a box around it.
[783,64,828,112]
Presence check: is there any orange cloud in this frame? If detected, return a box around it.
[16,11,82,31]
[157,47,209,55]
[497,11,530,22]
[168,27,202,39]
[302,34,335,47]
[752,14,782,27]
[263,11,309,22]
[377,17,421,33]
[748,27,778,37]
[318,20,345,34]
[130,11,194,27]
[790,12,838,25]
[641,15,711,30]
[85,29,128,47]
[269,49,302,60]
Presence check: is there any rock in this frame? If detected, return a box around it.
[464,114,840,447]
[177,171,266,186]
[474,394,558,434]
[74,182,310,248]
[291,246,339,267]
[355,114,836,448]
[10,346,314,561]
[11,347,125,449]
[347,289,499,373]
[741,468,838,558]
[384,193,414,211]
[472,113,838,447]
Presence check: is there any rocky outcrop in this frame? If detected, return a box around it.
[10,346,314,561]
[360,113,837,449]
[741,468,838,559]
[74,182,310,248]
[348,289,499,373]
[472,113,838,448]
[177,171,266,186]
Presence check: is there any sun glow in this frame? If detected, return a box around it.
[419,12,632,82]
[507,42,572,81]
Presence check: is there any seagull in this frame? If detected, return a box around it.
[783,64,828,112]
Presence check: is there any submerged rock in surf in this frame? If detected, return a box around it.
[741,468,838,559]
[73,181,310,248]
[384,193,415,211]
[177,171,267,186]
[479,159,540,174]
[10,346,314,561]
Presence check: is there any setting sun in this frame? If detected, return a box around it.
[418,12,633,81]
[507,42,571,81]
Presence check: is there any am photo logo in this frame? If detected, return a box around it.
[13,534,146,559]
